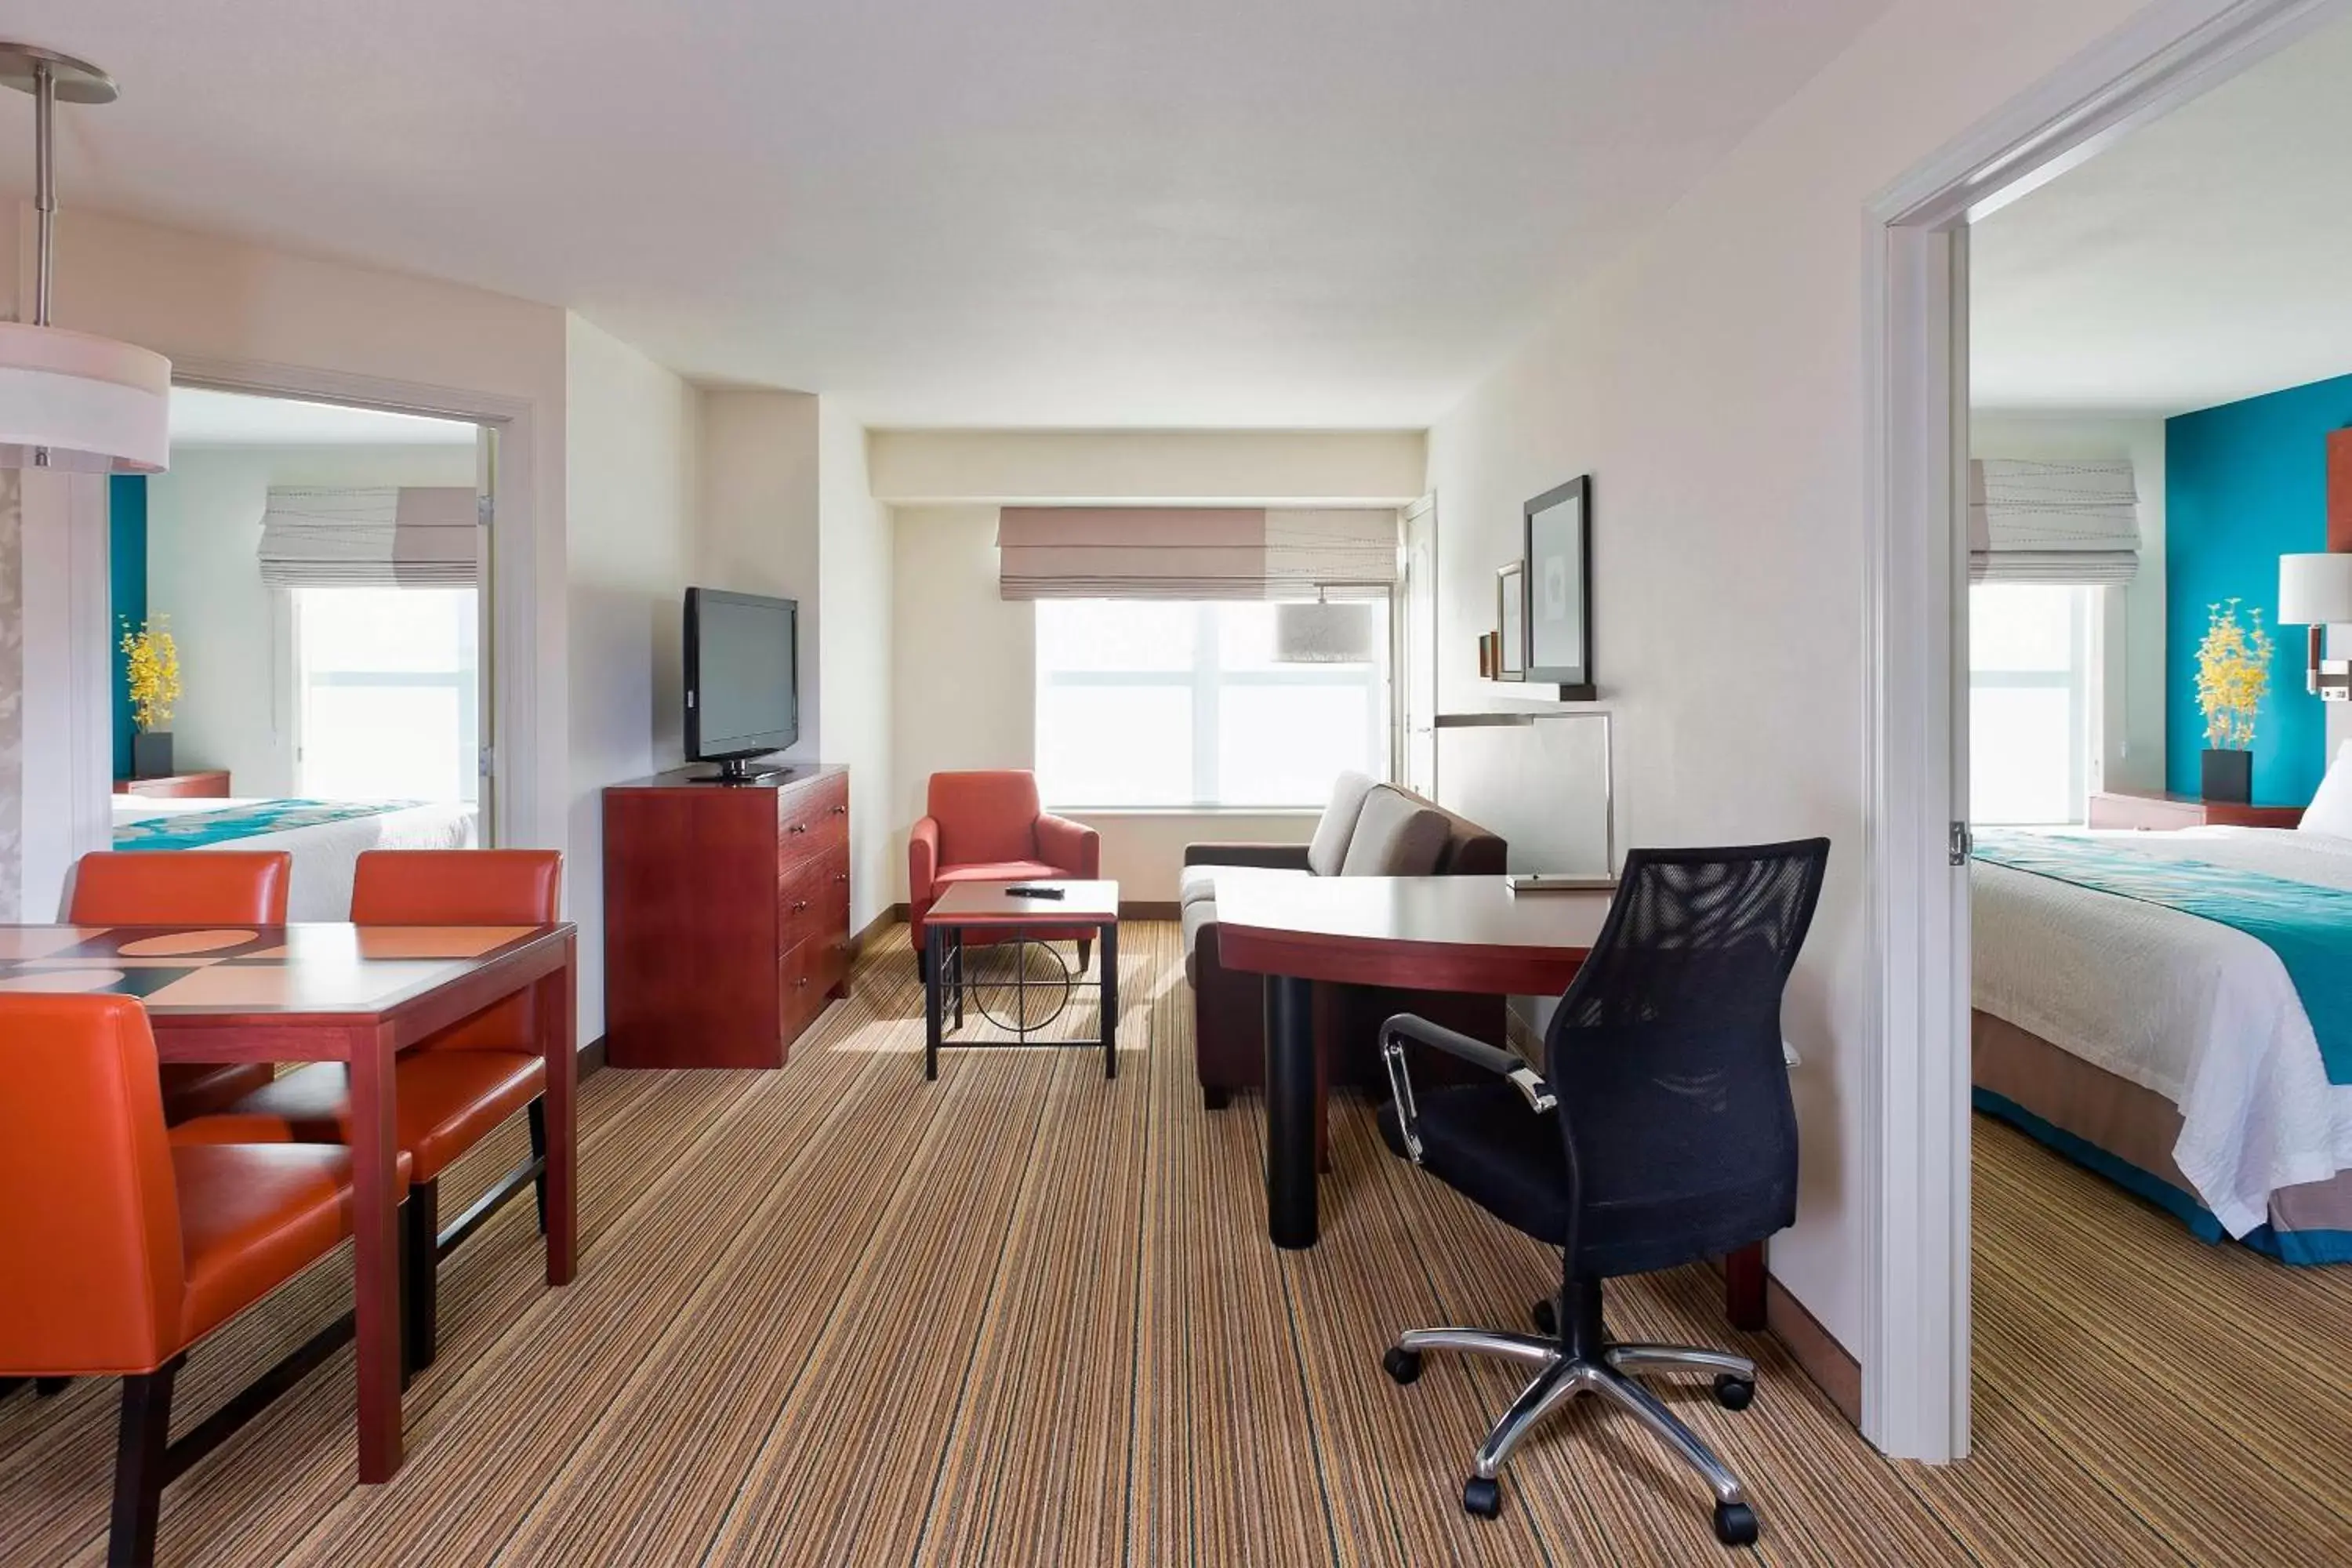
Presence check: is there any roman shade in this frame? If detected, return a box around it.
[1969,458,2140,586]
[997,506,1398,600]
[256,486,479,589]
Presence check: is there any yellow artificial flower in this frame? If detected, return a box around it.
[2194,598,2272,751]
[119,615,183,733]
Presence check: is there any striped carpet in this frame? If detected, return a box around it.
[5,921,2348,1565]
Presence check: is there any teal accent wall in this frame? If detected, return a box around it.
[109,474,148,780]
[2166,372,2352,804]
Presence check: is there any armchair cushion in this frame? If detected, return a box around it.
[1307,770,1378,877]
[927,771,1044,866]
[932,859,1059,886]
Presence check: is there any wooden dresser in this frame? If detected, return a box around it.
[2086,788,2303,832]
[603,764,851,1069]
[114,770,232,799]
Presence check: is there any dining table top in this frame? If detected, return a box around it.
[0,922,572,1017]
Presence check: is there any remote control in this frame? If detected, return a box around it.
[1004,884,1066,898]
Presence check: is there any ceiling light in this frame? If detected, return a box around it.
[0,43,169,474]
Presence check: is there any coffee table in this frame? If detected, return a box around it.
[921,879,1120,1081]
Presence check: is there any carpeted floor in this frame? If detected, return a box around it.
[5,921,2349,1565]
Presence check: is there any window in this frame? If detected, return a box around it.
[293,586,479,803]
[1035,599,1390,808]
[1969,583,2095,826]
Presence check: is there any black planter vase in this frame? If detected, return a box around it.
[132,730,174,781]
[2201,747,2252,804]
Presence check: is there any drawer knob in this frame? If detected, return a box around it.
[791,900,810,913]
[788,822,808,835]
[831,804,846,815]
[833,872,848,883]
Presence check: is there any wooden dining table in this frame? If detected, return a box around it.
[0,920,579,1483]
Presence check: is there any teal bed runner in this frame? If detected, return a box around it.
[114,798,423,851]
[1973,828,2352,1085]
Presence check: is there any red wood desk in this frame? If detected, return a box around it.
[0,920,577,1482]
[1213,877,1766,1329]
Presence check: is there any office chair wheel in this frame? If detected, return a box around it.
[1461,1475,1501,1519]
[1530,1297,1557,1337]
[1713,1501,1759,1546]
[1712,1373,1755,1410]
[1381,1346,1423,1386]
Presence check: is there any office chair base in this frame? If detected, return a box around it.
[1388,1327,1759,1542]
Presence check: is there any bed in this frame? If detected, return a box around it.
[111,796,478,922]
[1971,820,2352,1264]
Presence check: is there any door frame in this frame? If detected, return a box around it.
[1860,0,2346,1461]
[59,358,541,877]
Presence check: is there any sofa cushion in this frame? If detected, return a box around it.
[1307,770,1378,878]
[1180,863,1310,909]
[1339,786,1451,877]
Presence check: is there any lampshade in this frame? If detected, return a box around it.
[0,42,171,474]
[1274,600,1377,662]
[0,321,170,473]
[2278,553,2352,626]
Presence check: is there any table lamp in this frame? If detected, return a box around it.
[2278,552,2352,699]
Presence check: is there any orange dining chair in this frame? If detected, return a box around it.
[64,851,293,1125]
[0,994,408,1568]
[174,849,563,1372]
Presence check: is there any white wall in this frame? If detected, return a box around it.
[145,443,477,797]
[870,428,1427,505]
[818,401,896,931]
[564,314,701,1042]
[888,504,1314,902]
[699,390,823,767]
[1969,413,2168,793]
[1425,0,2153,1356]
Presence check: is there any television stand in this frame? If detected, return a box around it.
[693,757,791,785]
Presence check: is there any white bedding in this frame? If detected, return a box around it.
[110,797,478,922]
[1972,826,2352,1236]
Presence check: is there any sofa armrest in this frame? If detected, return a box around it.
[909,816,941,902]
[1183,841,1313,870]
[1036,812,1100,878]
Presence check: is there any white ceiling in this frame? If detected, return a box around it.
[1970,13,2352,418]
[168,387,477,448]
[9,2,1889,428]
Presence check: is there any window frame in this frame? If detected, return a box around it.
[1034,597,1393,811]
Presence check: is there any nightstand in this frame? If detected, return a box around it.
[114,771,232,800]
[2086,788,2303,832]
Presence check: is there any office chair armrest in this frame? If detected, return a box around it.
[1378,1014,1555,1165]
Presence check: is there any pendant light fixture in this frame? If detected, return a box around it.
[0,42,169,473]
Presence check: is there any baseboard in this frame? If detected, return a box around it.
[1765,1272,1862,1427]
[851,906,900,956]
[579,1035,607,1080]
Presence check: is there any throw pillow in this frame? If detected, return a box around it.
[1339,785,1452,876]
[1307,770,1378,877]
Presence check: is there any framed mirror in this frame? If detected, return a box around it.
[1523,475,1595,699]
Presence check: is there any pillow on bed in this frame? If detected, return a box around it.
[2299,742,2352,840]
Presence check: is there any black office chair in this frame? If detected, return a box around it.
[1375,839,1830,1548]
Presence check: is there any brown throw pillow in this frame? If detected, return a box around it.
[1339,786,1451,877]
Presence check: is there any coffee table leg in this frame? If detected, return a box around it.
[924,925,944,1080]
[1101,922,1119,1080]
[1265,973,1317,1248]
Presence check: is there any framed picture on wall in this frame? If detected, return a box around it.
[1523,475,1595,699]
[1495,562,1526,681]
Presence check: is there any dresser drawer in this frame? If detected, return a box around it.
[779,773,850,864]
[779,931,850,1043]
[780,847,851,941]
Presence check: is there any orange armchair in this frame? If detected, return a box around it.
[0,994,406,1567]
[172,848,563,1375]
[66,851,294,1126]
[909,771,1100,971]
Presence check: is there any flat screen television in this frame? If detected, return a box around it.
[684,588,798,782]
